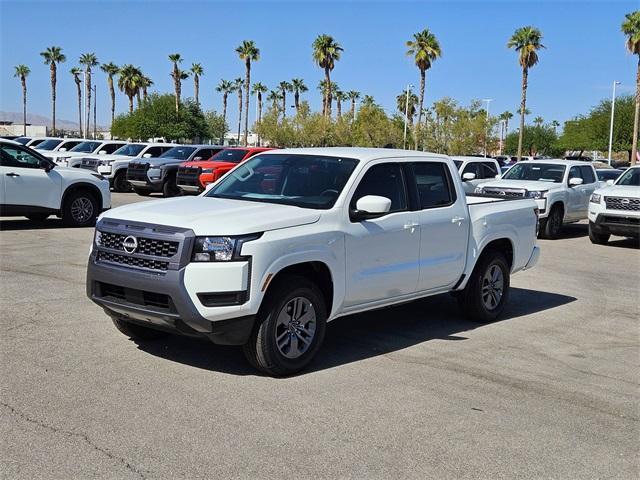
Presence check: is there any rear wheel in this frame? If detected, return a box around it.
[540,205,563,239]
[26,213,49,222]
[111,317,168,340]
[588,222,610,245]
[460,251,510,323]
[62,190,99,227]
[113,169,132,193]
[243,275,327,376]
[133,187,152,196]
[162,173,182,198]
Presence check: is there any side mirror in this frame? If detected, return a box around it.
[142,153,152,158]
[462,172,476,181]
[351,195,392,221]
[58,147,67,152]
[39,159,54,172]
[569,177,583,187]
[606,179,614,186]
[98,150,107,155]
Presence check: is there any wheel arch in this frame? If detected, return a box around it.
[61,181,103,209]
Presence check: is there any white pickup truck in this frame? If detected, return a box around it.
[588,166,640,244]
[44,140,128,167]
[475,160,600,239]
[86,148,540,375]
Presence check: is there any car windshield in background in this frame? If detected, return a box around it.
[596,170,622,181]
[35,139,63,150]
[113,144,146,156]
[502,163,566,183]
[160,146,196,160]
[14,137,30,145]
[206,154,359,209]
[211,149,248,163]
[70,141,101,153]
[453,160,463,169]
[616,167,640,186]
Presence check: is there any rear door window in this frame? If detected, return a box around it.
[412,162,455,209]
[580,166,596,184]
[481,162,498,178]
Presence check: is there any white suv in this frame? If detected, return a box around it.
[0,140,111,226]
[588,166,640,244]
[476,160,600,239]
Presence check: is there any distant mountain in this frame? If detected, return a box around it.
[0,111,107,130]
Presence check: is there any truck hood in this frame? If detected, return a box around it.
[100,196,321,235]
[594,184,640,198]
[181,160,235,169]
[480,179,565,192]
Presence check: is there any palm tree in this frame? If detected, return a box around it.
[216,79,234,143]
[70,67,83,136]
[335,89,348,118]
[236,40,260,146]
[499,111,513,136]
[533,116,544,126]
[347,90,360,117]
[118,64,142,113]
[361,95,376,107]
[551,120,560,134]
[278,81,292,117]
[508,26,545,161]
[396,89,418,126]
[190,63,204,105]
[13,65,30,136]
[139,75,153,101]
[79,53,99,138]
[267,90,283,110]
[622,11,640,165]
[252,82,268,145]
[39,46,66,135]
[312,34,343,117]
[168,53,184,112]
[100,62,119,126]
[233,77,244,145]
[291,78,308,114]
[406,28,442,150]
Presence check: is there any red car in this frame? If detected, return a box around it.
[176,147,275,194]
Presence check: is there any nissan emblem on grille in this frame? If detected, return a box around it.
[122,236,138,253]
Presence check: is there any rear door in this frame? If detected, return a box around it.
[411,161,468,291]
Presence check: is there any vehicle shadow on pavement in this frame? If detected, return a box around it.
[132,287,576,376]
[556,223,588,239]
[0,218,67,231]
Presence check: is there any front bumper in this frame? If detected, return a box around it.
[589,213,640,238]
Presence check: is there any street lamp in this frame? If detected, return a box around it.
[403,84,414,149]
[482,98,493,158]
[608,81,621,166]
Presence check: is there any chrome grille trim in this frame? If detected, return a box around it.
[604,197,640,211]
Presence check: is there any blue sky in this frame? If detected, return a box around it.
[0,0,637,129]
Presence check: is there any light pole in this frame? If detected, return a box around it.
[482,98,493,158]
[82,71,87,138]
[403,84,414,149]
[93,85,97,140]
[608,81,621,166]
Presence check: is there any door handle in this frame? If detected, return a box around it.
[451,216,465,224]
[403,221,419,231]
[6,172,20,177]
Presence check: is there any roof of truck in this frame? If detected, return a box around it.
[258,147,449,162]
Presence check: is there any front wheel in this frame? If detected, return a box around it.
[111,317,168,340]
[243,275,327,376]
[460,251,510,323]
[62,190,99,227]
[113,170,132,193]
[540,206,563,239]
[588,222,610,245]
[162,173,182,198]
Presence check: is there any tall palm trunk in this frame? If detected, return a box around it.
[173,65,180,113]
[631,58,639,166]
[20,77,27,136]
[221,93,228,144]
[281,91,287,118]
[257,92,263,146]
[194,75,200,105]
[337,97,342,118]
[49,64,56,135]
[85,71,92,139]
[136,90,141,107]
[324,67,331,117]
[107,76,115,126]
[517,68,528,161]
[294,91,300,113]
[243,60,250,146]
[351,98,356,117]
[237,87,243,145]
[128,95,134,113]
[143,86,148,101]
[415,69,425,150]
[74,78,82,137]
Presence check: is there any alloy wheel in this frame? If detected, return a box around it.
[274,296,317,359]
[481,264,504,311]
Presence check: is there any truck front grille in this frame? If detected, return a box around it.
[605,197,640,211]
[97,251,169,272]
[127,162,150,182]
[97,231,179,257]
[482,187,526,198]
[79,158,101,171]
[176,166,202,190]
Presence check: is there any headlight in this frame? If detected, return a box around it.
[474,186,484,194]
[528,190,548,200]
[590,193,601,204]
[191,234,261,262]
[147,168,161,179]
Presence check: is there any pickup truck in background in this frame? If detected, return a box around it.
[34,138,85,153]
[176,147,275,194]
[451,156,501,193]
[87,147,540,376]
[588,165,640,245]
[44,140,128,167]
[475,160,600,239]
[126,145,224,197]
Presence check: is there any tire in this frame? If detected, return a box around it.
[111,317,168,340]
[162,173,182,198]
[61,190,99,227]
[112,170,132,193]
[588,222,610,245]
[243,275,327,376]
[26,213,49,222]
[133,187,152,196]
[460,251,510,323]
[540,205,563,239]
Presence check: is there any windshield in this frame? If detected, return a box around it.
[615,167,640,186]
[502,163,566,183]
[35,139,63,150]
[112,143,145,156]
[70,141,101,153]
[211,149,248,163]
[206,154,359,209]
[160,146,196,160]
[14,137,30,145]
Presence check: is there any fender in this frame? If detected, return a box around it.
[61,181,103,210]
[459,231,517,290]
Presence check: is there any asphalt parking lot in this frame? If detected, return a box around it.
[1,193,639,479]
